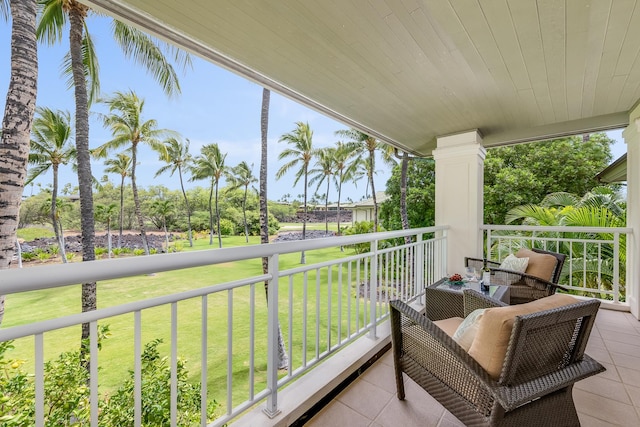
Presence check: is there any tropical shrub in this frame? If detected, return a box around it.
[188,211,211,232]
[218,218,235,236]
[243,211,280,236]
[37,251,51,263]
[171,241,184,252]
[342,221,387,254]
[0,334,219,426]
[99,339,220,425]
[21,252,37,262]
[95,247,108,257]
[504,187,627,300]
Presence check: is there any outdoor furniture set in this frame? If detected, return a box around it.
[389,248,605,426]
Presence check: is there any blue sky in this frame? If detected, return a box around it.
[0,16,382,203]
[0,15,627,202]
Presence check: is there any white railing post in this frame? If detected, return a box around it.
[614,232,620,304]
[263,254,281,418]
[35,333,44,427]
[90,322,99,427]
[415,233,424,304]
[369,240,378,339]
[485,228,491,259]
[134,311,142,427]
[442,229,448,278]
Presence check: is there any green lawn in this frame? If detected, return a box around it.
[17,226,55,241]
[3,233,370,408]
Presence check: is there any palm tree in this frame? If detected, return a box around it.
[27,107,76,263]
[94,90,170,255]
[39,196,73,256]
[155,137,194,246]
[260,89,270,261]
[94,203,117,258]
[335,129,383,231]
[37,0,190,345]
[0,0,38,326]
[332,141,359,238]
[277,122,314,264]
[150,199,174,251]
[505,187,627,298]
[309,147,336,235]
[191,143,227,248]
[37,1,189,104]
[385,146,417,244]
[259,88,288,369]
[227,161,258,243]
[103,153,132,249]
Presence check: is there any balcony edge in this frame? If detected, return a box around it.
[231,320,391,427]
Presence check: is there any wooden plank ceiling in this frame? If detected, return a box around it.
[83,0,640,156]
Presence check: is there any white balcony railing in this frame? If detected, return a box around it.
[482,225,631,305]
[0,226,447,426]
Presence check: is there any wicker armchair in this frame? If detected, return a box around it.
[466,249,567,304]
[390,291,604,427]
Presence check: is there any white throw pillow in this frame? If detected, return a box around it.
[452,308,486,351]
[499,253,529,273]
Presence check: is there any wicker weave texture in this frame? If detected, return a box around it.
[390,296,605,426]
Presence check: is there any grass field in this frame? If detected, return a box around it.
[4,231,368,408]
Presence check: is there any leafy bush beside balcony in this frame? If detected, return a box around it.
[0,332,220,426]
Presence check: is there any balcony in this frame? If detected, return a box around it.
[0,225,633,426]
[304,307,640,427]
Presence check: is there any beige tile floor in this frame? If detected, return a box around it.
[306,308,640,427]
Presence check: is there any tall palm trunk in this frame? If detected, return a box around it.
[0,0,38,326]
[106,218,112,258]
[242,185,249,243]
[162,218,169,250]
[68,3,97,360]
[368,148,378,232]
[260,89,270,256]
[215,181,222,248]
[130,143,150,255]
[400,154,411,245]
[259,88,288,369]
[118,174,125,248]
[337,174,344,251]
[51,164,67,263]
[301,168,308,264]
[178,166,193,247]
[208,182,214,245]
[324,178,330,235]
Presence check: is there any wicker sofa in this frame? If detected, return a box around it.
[390,290,604,426]
[465,248,567,304]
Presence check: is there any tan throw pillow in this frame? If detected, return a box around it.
[516,248,557,281]
[467,293,578,379]
[499,253,529,273]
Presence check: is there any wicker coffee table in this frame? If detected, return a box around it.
[424,278,510,321]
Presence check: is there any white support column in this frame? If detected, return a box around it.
[623,107,640,319]
[433,130,486,276]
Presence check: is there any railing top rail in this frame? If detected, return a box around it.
[1,226,447,295]
[481,224,632,234]
[492,235,618,245]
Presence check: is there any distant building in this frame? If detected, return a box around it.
[343,191,389,225]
